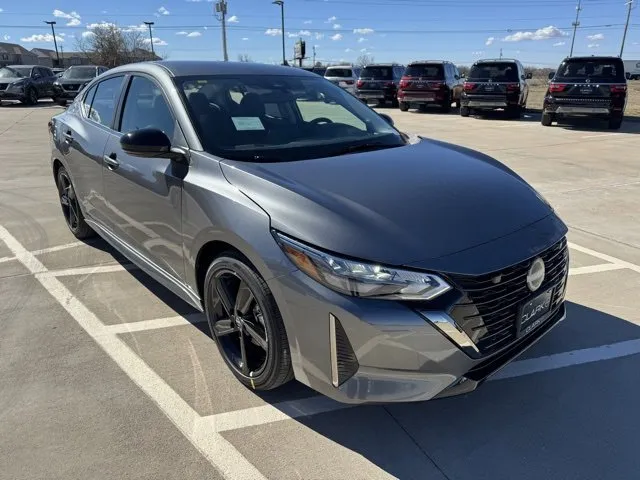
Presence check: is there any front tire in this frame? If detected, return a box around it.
[56,166,95,239]
[541,112,553,126]
[204,253,293,391]
[399,101,409,112]
[24,88,38,106]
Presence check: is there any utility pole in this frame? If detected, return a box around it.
[272,1,286,65]
[144,21,155,56]
[620,0,634,57]
[60,45,64,68]
[570,0,582,57]
[215,0,229,61]
[313,45,316,66]
[499,48,503,59]
[44,21,60,68]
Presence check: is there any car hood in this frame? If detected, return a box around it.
[0,77,25,84]
[220,138,559,270]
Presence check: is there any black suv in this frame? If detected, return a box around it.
[52,65,108,105]
[0,65,57,105]
[355,63,405,107]
[460,59,531,118]
[397,61,463,112]
[542,56,627,130]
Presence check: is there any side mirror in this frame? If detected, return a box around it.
[525,72,533,80]
[120,128,177,159]
[33,73,42,79]
[548,71,555,80]
[378,113,394,126]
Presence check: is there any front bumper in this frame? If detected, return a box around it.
[268,266,567,405]
[0,89,26,100]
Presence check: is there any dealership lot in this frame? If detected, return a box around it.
[1,102,640,480]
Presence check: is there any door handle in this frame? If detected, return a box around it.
[103,153,120,170]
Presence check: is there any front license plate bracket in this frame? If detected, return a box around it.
[517,288,553,337]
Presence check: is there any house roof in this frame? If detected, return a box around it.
[31,48,88,59]
[0,42,35,57]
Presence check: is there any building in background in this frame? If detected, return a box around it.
[31,48,91,68]
[0,42,39,67]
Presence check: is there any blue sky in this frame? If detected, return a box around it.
[0,0,638,66]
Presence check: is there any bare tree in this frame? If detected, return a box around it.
[237,54,252,62]
[77,25,156,68]
[355,54,374,68]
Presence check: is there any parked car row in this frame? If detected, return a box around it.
[0,64,107,106]
[327,56,628,130]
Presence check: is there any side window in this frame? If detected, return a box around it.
[89,76,125,128]
[119,76,176,139]
[81,85,97,118]
[43,68,53,77]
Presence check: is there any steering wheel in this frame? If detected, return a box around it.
[310,117,334,125]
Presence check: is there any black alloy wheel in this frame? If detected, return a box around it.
[26,88,38,106]
[57,167,94,239]
[204,254,293,390]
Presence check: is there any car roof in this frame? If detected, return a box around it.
[561,56,622,61]
[7,64,37,68]
[108,60,315,78]
[408,60,449,65]
[362,63,403,67]
[473,58,519,63]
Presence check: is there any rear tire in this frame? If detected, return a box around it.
[608,117,623,130]
[391,98,399,108]
[24,88,38,106]
[56,166,95,239]
[541,112,553,126]
[460,106,470,117]
[204,253,293,391]
[399,101,409,112]
[507,105,522,119]
[441,94,452,113]
[455,97,461,109]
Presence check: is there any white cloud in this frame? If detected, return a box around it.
[86,22,116,29]
[0,8,4,13]
[553,41,566,47]
[144,37,168,46]
[326,16,337,23]
[353,28,374,35]
[472,51,484,56]
[588,43,599,49]
[485,36,495,46]
[357,37,367,43]
[82,31,95,38]
[21,34,65,43]
[265,28,282,36]
[242,37,249,41]
[53,9,81,26]
[123,24,147,33]
[3,35,11,41]
[186,31,202,37]
[345,48,352,52]
[227,15,239,23]
[331,33,342,41]
[587,33,604,41]
[360,48,368,53]
[333,24,341,29]
[157,6,170,15]
[176,31,188,35]
[315,33,324,40]
[303,20,312,24]
[502,25,568,42]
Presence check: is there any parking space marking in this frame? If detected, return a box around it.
[42,263,140,277]
[568,242,640,274]
[0,255,15,264]
[569,263,626,276]
[0,225,267,480]
[106,313,207,334]
[581,133,622,139]
[31,241,86,256]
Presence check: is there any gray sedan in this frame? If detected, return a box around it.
[49,61,568,404]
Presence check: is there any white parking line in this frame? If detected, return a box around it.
[0,226,266,480]
[568,242,640,274]
[106,313,207,334]
[31,241,86,256]
[203,337,640,433]
[0,255,15,264]
[568,263,626,276]
[581,133,622,139]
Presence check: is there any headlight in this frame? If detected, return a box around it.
[274,232,452,301]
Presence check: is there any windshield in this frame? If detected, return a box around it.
[360,66,393,79]
[0,67,31,78]
[468,62,519,82]
[63,67,97,79]
[325,68,353,78]
[176,74,404,162]
[554,59,625,83]
[404,64,443,79]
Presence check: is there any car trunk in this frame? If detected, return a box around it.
[399,64,446,100]
[464,62,520,103]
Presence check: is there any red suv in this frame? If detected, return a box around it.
[397,61,463,113]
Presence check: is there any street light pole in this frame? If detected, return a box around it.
[620,0,634,57]
[44,21,60,67]
[569,0,582,57]
[273,1,286,65]
[215,1,229,61]
[144,21,156,56]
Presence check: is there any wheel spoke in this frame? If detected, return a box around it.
[215,277,235,317]
[212,318,238,337]
[243,320,267,350]
[238,328,250,375]
[234,280,254,316]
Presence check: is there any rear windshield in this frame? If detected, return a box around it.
[360,66,393,79]
[468,62,519,82]
[554,59,625,82]
[325,68,353,78]
[63,67,97,79]
[404,64,443,79]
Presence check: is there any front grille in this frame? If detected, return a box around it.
[0,84,8,91]
[63,84,81,91]
[448,237,568,356]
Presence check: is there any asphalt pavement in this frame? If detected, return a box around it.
[1,100,639,480]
